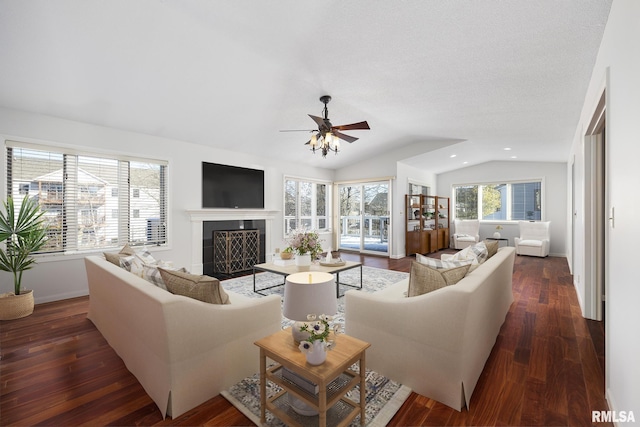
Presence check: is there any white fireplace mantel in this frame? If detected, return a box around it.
[186,209,279,274]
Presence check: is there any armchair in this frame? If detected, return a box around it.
[514,221,550,257]
[452,219,480,249]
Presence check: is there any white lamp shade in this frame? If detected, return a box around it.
[283,272,337,321]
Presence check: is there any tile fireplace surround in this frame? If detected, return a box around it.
[187,209,279,274]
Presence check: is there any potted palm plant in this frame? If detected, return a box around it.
[0,197,48,320]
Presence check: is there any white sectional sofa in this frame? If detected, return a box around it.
[345,246,515,411]
[84,255,282,418]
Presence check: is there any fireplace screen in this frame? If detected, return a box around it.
[213,230,260,274]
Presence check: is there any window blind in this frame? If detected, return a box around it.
[5,141,168,253]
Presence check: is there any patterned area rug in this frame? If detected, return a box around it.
[221,363,412,427]
[220,266,409,329]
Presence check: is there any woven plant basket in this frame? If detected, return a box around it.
[0,290,34,320]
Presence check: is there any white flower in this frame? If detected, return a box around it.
[319,314,332,322]
[310,321,327,335]
[306,314,317,321]
[298,341,313,354]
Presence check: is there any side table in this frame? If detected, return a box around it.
[486,237,509,247]
[255,328,370,427]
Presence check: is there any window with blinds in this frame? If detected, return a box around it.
[5,141,168,254]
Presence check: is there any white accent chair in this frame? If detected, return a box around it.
[514,221,550,257]
[452,219,480,249]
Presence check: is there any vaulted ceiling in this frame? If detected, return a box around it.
[0,1,611,173]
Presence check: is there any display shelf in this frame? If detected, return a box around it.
[405,194,450,255]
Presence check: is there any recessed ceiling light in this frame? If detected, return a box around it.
[450,154,457,158]
[463,161,468,164]
[511,156,517,159]
[504,147,512,151]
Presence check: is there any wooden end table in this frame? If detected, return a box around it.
[254,328,370,427]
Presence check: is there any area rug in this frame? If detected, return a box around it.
[221,363,412,427]
[220,266,409,329]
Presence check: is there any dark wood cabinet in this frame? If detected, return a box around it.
[405,194,450,255]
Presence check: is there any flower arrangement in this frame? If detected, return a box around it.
[298,314,340,354]
[285,227,323,260]
[495,225,504,231]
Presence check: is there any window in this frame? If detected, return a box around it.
[5,141,168,254]
[284,177,330,235]
[409,183,429,196]
[453,180,542,221]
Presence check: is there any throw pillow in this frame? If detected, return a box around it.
[104,251,123,266]
[142,262,185,290]
[416,253,474,270]
[118,255,137,272]
[407,261,471,297]
[103,243,137,266]
[483,239,499,259]
[158,268,230,304]
[468,241,489,263]
[134,248,157,265]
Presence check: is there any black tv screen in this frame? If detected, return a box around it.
[202,162,265,209]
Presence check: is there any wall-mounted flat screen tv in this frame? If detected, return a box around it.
[202,162,265,209]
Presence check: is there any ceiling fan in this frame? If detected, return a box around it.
[281,95,370,157]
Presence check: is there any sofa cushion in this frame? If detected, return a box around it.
[158,268,231,304]
[483,239,499,258]
[407,261,471,297]
[518,239,543,247]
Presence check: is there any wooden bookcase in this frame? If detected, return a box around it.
[405,194,450,255]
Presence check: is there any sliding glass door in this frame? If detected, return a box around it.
[338,181,390,255]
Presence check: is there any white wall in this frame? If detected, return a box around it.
[437,161,567,256]
[568,0,640,417]
[0,107,334,303]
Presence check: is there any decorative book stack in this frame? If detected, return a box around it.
[282,366,319,394]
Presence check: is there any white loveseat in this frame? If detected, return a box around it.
[344,246,515,411]
[84,255,282,418]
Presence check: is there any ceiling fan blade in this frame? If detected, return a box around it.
[332,121,370,131]
[308,114,327,129]
[333,130,358,143]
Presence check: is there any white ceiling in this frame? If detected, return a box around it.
[0,0,611,173]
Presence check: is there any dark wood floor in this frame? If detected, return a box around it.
[0,251,609,426]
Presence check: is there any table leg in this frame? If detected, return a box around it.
[259,349,266,424]
[319,381,327,427]
[360,351,366,425]
[253,267,257,293]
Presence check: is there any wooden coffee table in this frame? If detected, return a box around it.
[255,328,370,427]
[253,261,363,297]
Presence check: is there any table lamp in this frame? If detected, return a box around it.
[283,271,337,342]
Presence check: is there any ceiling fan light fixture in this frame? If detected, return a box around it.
[283,95,369,159]
[325,132,333,145]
